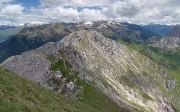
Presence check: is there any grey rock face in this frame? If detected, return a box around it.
[2,41,82,98]
[149,36,180,50]
[2,30,178,112]
[61,31,177,112]
[165,79,177,91]
[2,51,51,84]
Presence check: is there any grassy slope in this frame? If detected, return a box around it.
[0,57,128,112]
[48,53,129,112]
[120,41,180,110]
[0,66,100,112]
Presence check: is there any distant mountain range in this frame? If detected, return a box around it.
[0,23,70,63]
[0,25,16,30]
[0,21,159,63]
[0,26,23,43]
[141,24,176,35]
[147,25,180,51]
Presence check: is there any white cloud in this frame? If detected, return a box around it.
[1,4,24,15]
[30,7,78,22]
[1,0,180,25]
[40,0,112,7]
[0,4,25,25]
[30,7,105,23]
[101,0,180,24]
[0,0,14,3]
[41,7,79,18]
[79,8,105,21]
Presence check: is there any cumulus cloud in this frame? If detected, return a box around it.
[1,4,24,15]
[0,4,25,25]
[79,8,105,21]
[39,7,80,22]
[1,0,180,25]
[101,0,180,24]
[0,0,14,3]
[30,7,105,23]
[40,0,112,7]
[102,1,140,18]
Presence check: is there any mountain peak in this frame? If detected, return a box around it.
[61,30,118,49]
[2,30,178,112]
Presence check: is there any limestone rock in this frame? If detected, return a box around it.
[165,79,177,91]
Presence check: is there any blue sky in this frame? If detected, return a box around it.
[0,0,180,25]
[11,0,40,8]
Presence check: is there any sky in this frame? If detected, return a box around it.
[0,0,180,25]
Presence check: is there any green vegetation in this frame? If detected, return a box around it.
[76,80,129,112]
[149,46,180,68]
[47,50,129,112]
[138,91,154,101]
[128,101,149,112]
[120,40,180,110]
[59,49,66,58]
[121,76,154,101]
[50,59,78,81]
[121,75,136,88]
[0,66,99,112]
[46,55,56,62]
[0,23,70,63]
[120,40,180,72]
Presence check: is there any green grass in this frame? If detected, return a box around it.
[120,40,180,110]
[46,55,56,62]
[149,46,180,68]
[0,66,99,112]
[47,51,129,112]
[50,59,77,81]
[138,91,154,101]
[120,40,179,72]
[128,100,150,112]
[76,80,129,112]
[121,76,154,101]
[121,75,136,88]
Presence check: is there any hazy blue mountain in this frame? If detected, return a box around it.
[141,24,176,35]
[0,26,23,43]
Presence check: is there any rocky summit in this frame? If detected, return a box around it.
[2,30,179,112]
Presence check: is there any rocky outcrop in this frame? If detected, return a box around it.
[165,79,177,91]
[149,36,180,50]
[2,30,178,112]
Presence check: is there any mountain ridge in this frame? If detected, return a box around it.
[2,30,178,112]
[147,26,180,51]
[0,23,70,63]
[0,21,159,63]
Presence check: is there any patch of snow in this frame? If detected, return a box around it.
[98,23,108,29]
[84,21,93,26]
[107,20,116,25]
